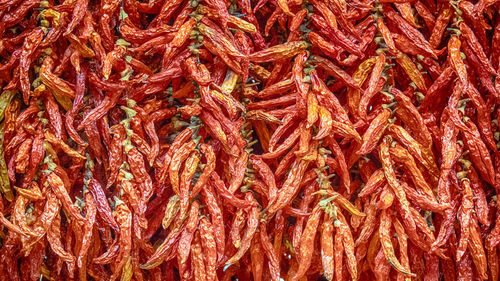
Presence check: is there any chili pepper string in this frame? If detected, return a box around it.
[0,0,499,280]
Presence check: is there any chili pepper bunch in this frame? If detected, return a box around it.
[0,0,500,280]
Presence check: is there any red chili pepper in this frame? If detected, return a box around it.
[19,28,44,104]
[199,216,217,280]
[177,201,199,278]
[47,213,76,277]
[76,191,97,278]
[290,205,322,281]
[226,193,259,265]
[267,159,309,215]
[384,7,437,59]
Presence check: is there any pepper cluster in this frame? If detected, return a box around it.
[0,0,499,280]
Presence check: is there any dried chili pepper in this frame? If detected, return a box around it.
[110,199,132,281]
[290,205,322,281]
[226,193,259,265]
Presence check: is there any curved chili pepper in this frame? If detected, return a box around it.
[19,28,44,104]
[77,192,97,269]
[392,87,432,148]
[199,216,217,279]
[380,136,413,219]
[267,159,309,215]
[210,172,254,209]
[462,120,495,184]
[228,151,249,194]
[291,184,315,253]
[320,215,335,280]
[88,179,119,230]
[77,90,122,130]
[390,144,435,200]
[290,205,322,281]
[230,208,246,250]
[333,223,344,281]
[250,155,277,205]
[467,167,490,226]
[226,194,259,265]
[389,124,439,178]
[249,41,309,63]
[379,209,416,276]
[198,23,244,59]
[358,109,391,155]
[312,55,363,91]
[448,35,468,87]
[261,124,303,160]
[47,213,76,277]
[310,14,363,57]
[191,233,207,281]
[315,106,333,140]
[158,128,192,184]
[384,7,436,59]
[110,200,132,281]
[457,179,473,261]
[429,7,452,48]
[190,143,216,199]
[169,140,196,196]
[46,171,86,226]
[177,201,199,275]
[468,217,488,279]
